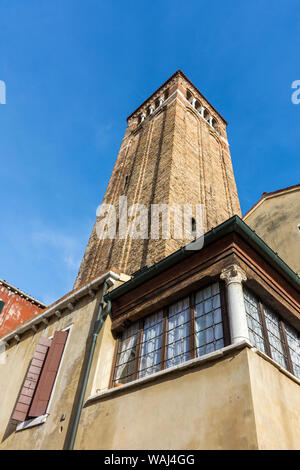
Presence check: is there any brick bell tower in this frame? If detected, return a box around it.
[74,70,241,288]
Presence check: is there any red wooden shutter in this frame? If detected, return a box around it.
[11,336,52,422]
[28,330,68,418]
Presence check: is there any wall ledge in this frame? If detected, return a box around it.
[251,347,300,386]
[85,340,252,405]
[15,414,48,432]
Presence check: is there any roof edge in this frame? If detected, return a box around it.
[0,278,46,308]
[126,70,227,125]
[0,270,120,343]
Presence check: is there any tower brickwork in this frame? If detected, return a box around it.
[75,71,241,288]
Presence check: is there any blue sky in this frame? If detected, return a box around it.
[0,0,299,304]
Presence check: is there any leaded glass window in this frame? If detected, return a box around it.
[263,305,288,369]
[139,311,163,378]
[166,297,190,368]
[284,323,300,379]
[194,283,224,356]
[111,282,228,387]
[244,288,266,353]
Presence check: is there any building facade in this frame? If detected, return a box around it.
[0,278,45,339]
[0,71,299,450]
[244,184,300,276]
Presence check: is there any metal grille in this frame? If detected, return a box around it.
[112,282,227,387]
[194,283,224,356]
[244,288,266,353]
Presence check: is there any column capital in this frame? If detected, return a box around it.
[220,264,247,286]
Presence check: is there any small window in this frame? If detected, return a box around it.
[114,323,138,385]
[124,175,129,190]
[164,88,169,100]
[0,300,4,315]
[191,217,196,233]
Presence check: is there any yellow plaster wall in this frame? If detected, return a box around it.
[244,189,300,275]
[248,349,300,450]
[0,291,101,450]
[76,348,259,450]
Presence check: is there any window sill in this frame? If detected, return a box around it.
[86,340,252,405]
[252,347,300,386]
[16,414,48,432]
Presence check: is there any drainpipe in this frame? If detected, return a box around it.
[67,276,115,450]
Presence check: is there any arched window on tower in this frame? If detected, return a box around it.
[211,117,219,132]
[194,100,201,113]
[203,108,210,122]
[186,90,193,104]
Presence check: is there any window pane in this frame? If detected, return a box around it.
[114,322,138,385]
[244,288,266,353]
[139,311,163,378]
[195,282,224,357]
[284,323,300,379]
[166,297,190,368]
[263,306,288,369]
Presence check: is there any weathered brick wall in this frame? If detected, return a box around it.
[74,72,241,288]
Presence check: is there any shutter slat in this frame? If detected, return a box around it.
[28,330,68,418]
[11,336,52,422]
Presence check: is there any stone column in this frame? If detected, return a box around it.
[220,264,249,344]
